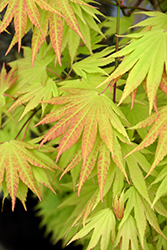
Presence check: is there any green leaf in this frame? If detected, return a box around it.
[98,24,167,113]
[113,215,139,250]
[68,208,116,250]
[8,77,58,120]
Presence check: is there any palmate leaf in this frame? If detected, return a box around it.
[35,88,130,198]
[68,208,116,250]
[8,78,58,120]
[0,0,62,52]
[1,0,103,65]
[9,45,55,93]
[0,140,59,210]
[97,12,167,114]
[125,106,167,177]
[114,215,139,250]
[119,187,167,248]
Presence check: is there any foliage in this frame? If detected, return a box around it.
[0,0,167,249]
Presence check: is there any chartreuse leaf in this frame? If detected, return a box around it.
[130,11,167,30]
[68,208,116,250]
[31,9,49,66]
[151,165,167,207]
[72,47,114,79]
[125,106,167,177]
[120,187,167,248]
[36,88,130,198]
[114,215,139,250]
[122,143,151,205]
[155,226,167,250]
[8,77,58,120]
[97,12,167,113]
[120,187,146,248]
[0,140,58,210]
[9,45,55,92]
[0,64,18,126]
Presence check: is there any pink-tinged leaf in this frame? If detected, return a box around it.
[130,88,137,110]
[97,141,110,202]
[81,104,97,167]
[113,135,129,183]
[0,0,16,33]
[159,71,167,94]
[25,0,45,40]
[0,140,57,210]
[56,110,86,162]
[146,129,167,178]
[59,148,82,180]
[35,89,130,193]
[58,0,86,43]
[49,13,63,66]
[82,195,97,227]
[35,0,63,17]
[78,139,99,196]
[126,107,167,176]
[113,191,124,220]
[142,198,167,240]
[5,19,33,56]
[98,99,114,157]
[13,0,27,52]
[31,9,49,66]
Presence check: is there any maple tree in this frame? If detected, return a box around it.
[0,0,167,249]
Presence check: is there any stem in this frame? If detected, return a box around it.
[46,68,63,81]
[14,108,40,140]
[113,2,120,103]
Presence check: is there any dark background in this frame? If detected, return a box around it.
[0,192,83,250]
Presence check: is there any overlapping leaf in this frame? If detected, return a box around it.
[119,187,167,248]
[1,0,104,65]
[0,64,18,126]
[125,106,167,177]
[8,78,58,120]
[68,208,116,250]
[35,88,130,198]
[97,11,167,114]
[9,45,55,93]
[0,0,62,52]
[0,140,59,210]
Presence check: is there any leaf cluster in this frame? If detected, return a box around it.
[1,1,167,250]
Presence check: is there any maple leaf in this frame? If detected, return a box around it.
[0,140,58,210]
[125,106,167,177]
[113,215,139,250]
[68,208,116,250]
[9,45,55,93]
[35,88,130,198]
[150,162,167,207]
[8,78,58,120]
[0,64,18,126]
[97,12,167,114]
[118,187,167,248]
[0,0,62,52]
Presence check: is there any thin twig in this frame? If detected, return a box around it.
[15,108,40,140]
[46,68,63,81]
